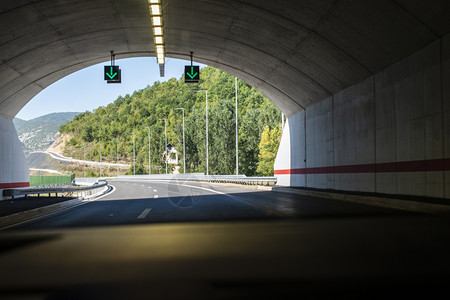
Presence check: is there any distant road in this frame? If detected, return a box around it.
[42,151,130,167]
[29,168,62,174]
[26,151,68,172]
[27,151,130,174]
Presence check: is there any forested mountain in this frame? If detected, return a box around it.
[13,112,80,154]
[60,67,282,176]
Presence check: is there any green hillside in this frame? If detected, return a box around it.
[60,66,282,176]
[13,112,80,154]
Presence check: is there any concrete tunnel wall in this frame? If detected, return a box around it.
[275,35,450,198]
[0,115,29,198]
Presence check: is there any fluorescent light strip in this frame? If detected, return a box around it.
[149,1,164,66]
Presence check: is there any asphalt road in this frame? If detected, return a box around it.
[11,179,412,230]
[26,151,69,171]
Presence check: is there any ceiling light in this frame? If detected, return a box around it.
[152,16,162,26]
[156,45,164,54]
[155,36,163,44]
[154,27,163,36]
[151,4,161,15]
[149,0,160,3]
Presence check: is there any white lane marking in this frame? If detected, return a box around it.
[115,180,226,197]
[82,184,116,202]
[137,208,152,219]
[177,184,227,195]
[141,185,145,187]
[163,182,289,216]
[136,180,228,196]
[148,187,152,189]
[154,195,159,199]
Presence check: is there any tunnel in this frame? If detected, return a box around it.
[1,0,450,199]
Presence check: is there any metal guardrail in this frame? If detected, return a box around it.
[3,180,109,200]
[195,175,277,186]
[112,174,277,186]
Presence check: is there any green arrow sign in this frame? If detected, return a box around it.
[104,65,121,82]
[184,65,200,83]
[186,67,198,79]
[106,66,117,79]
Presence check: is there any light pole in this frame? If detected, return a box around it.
[116,137,119,177]
[128,132,135,176]
[83,145,86,178]
[194,90,208,175]
[142,126,151,175]
[172,108,185,174]
[157,119,167,174]
[99,142,102,177]
[235,76,239,175]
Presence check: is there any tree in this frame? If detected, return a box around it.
[209,99,235,174]
[256,126,281,176]
[185,105,205,172]
[81,126,93,142]
[239,108,261,176]
[59,66,282,176]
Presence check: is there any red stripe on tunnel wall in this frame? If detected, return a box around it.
[274,158,450,175]
[0,182,30,189]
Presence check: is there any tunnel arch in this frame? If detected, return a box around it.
[1,0,449,119]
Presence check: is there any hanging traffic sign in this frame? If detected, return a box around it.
[104,65,121,83]
[184,65,199,83]
[104,51,121,84]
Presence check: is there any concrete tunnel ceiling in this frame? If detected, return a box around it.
[1,0,450,120]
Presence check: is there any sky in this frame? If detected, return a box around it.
[16,57,205,121]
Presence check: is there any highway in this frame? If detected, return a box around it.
[3,179,449,299]
[11,179,410,230]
